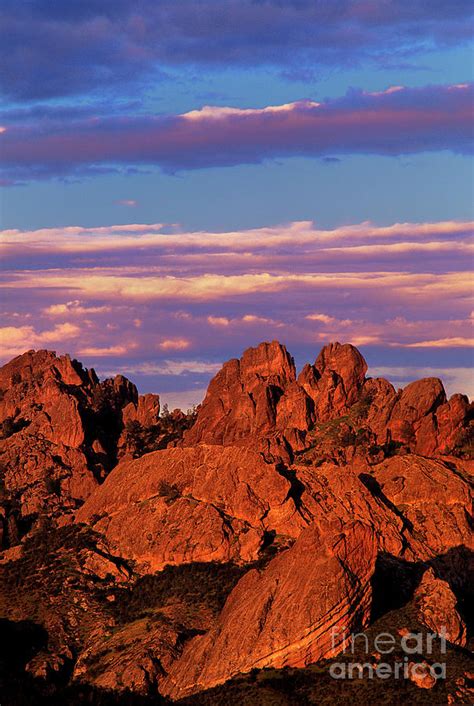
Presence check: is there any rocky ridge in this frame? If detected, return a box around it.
[0,342,472,705]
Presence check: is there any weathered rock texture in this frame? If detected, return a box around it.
[76,445,304,571]
[0,350,195,550]
[184,340,472,463]
[413,567,467,647]
[162,521,378,698]
[0,350,141,546]
[0,341,472,703]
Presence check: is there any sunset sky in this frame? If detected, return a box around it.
[1,1,473,408]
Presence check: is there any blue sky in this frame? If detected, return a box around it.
[0,1,473,406]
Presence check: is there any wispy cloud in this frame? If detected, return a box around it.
[1,84,472,182]
[1,217,471,393]
[98,361,222,377]
[116,199,138,207]
[158,338,191,351]
[2,1,472,101]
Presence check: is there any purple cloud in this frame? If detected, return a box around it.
[0,1,472,101]
[0,84,472,182]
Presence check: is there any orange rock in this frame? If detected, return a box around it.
[408,661,437,689]
[76,445,305,571]
[161,521,378,699]
[436,394,472,454]
[387,377,447,453]
[122,393,161,427]
[0,350,138,546]
[370,455,473,561]
[413,568,467,647]
[183,341,311,460]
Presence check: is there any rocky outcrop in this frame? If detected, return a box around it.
[298,342,368,420]
[162,521,378,699]
[0,341,472,703]
[368,455,473,563]
[76,445,304,571]
[73,616,182,695]
[122,393,161,428]
[183,341,312,460]
[183,341,472,462]
[413,568,467,647]
[0,350,140,545]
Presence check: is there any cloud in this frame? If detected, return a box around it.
[1,217,471,380]
[208,316,230,326]
[371,366,474,399]
[4,270,471,304]
[98,361,222,377]
[1,84,472,181]
[0,322,80,357]
[399,337,474,348]
[241,314,278,325]
[2,219,472,262]
[116,199,138,207]
[306,313,336,324]
[158,338,191,350]
[78,345,129,356]
[44,300,111,316]
[1,1,472,101]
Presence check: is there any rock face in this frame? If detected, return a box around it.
[413,568,467,648]
[0,341,472,703]
[298,341,368,419]
[184,340,472,462]
[76,445,304,571]
[183,341,312,460]
[162,521,378,698]
[122,392,161,427]
[0,350,164,547]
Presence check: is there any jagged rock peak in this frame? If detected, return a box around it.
[315,341,368,392]
[239,340,297,384]
[0,348,98,389]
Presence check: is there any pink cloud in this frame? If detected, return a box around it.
[116,199,138,207]
[0,322,80,357]
[158,338,191,350]
[1,83,472,181]
[78,345,129,356]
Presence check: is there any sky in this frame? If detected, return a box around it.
[0,0,473,408]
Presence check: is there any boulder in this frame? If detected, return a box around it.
[76,445,305,571]
[162,521,378,699]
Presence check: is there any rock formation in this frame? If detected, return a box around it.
[0,341,472,704]
[76,444,304,571]
[183,340,472,463]
[413,567,467,647]
[162,521,378,699]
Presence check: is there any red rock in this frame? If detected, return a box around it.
[183,341,311,460]
[0,341,473,700]
[387,377,447,454]
[413,567,467,647]
[162,521,378,699]
[122,393,161,427]
[370,455,473,562]
[76,445,305,571]
[297,342,368,422]
[0,350,140,545]
[73,618,182,695]
[408,661,437,689]
[314,342,368,406]
[436,394,472,454]
[363,377,397,444]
